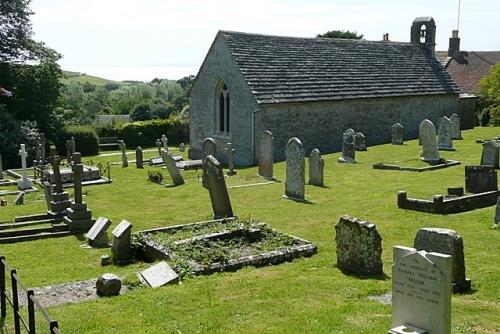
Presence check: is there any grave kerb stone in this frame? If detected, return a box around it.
[140,261,179,288]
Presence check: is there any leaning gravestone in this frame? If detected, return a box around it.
[111,220,133,265]
[450,113,462,140]
[202,138,217,162]
[14,192,25,205]
[140,261,179,288]
[338,128,356,163]
[391,123,404,145]
[258,131,274,179]
[414,228,471,293]
[284,137,305,201]
[42,181,53,211]
[419,119,441,163]
[119,140,128,167]
[335,215,383,275]
[308,149,324,187]
[224,143,236,176]
[465,166,497,193]
[389,246,451,334]
[17,144,33,190]
[437,116,454,151]
[161,151,184,186]
[86,217,112,248]
[135,146,143,169]
[355,132,367,151]
[480,140,500,168]
[203,155,233,219]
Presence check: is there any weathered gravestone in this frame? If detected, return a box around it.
[258,131,274,179]
[42,181,53,211]
[419,119,441,163]
[161,151,184,186]
[119,140,128,167]
[450,113,462,140]
[335,215,383,275]
[64,152,95,232]
[0,154,3,180]
[161,134,168,151]
[284,137,305,201]
[39,133,46,165]
[179,143,185,152]
[202,138,217,163]
[66,137,76,164]
[308,149,324,187]
[495,197,500,227]
[224,143,236,176]
[96,273,121,297]
[86,217,112,248]
[135,146,143,169]
[203,155,233,219]
[156,139,162,156]
[112,219,133,265]
[140,261,179,288]
[437,116,454,151]
[480,140,500,168]
[355,132,367,151]
[47,146,71,217]
[392,123,404,145]
[338,128,356,163]
[413,228,471,293]
[389,246,451,334]
[17,144,33,190]
[465,166,498,193]
[14,192,25,205]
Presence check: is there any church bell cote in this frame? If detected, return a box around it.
[411,17,436,55]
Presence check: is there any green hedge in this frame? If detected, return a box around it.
[57,125,99,156]
[116,117,189,148]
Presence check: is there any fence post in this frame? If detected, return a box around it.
[11,269,21,334]
[0,256,6,319]
[28,290,36,334]
[50,320,59,333]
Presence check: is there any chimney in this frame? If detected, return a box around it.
[383,33,389,41]
[448,30,460,57]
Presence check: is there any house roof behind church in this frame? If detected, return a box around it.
[220,31,459,105]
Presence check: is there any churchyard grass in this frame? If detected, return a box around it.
[1,128,500,333]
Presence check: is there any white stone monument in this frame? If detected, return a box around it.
[17,144,33,190]
[419,119,441,163]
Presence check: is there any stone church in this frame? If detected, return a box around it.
[189,17,460,166]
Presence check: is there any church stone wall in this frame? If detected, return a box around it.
[258,94,459,161]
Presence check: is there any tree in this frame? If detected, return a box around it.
[479,64,500,126]
[131,102,152,121]
[316,30,363,39]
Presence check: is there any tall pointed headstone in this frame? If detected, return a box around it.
[284,137,305,200]
[17,144,33,190]
[258,131,274,179]
[203,155,233,219]
[419,119,441,163]
[308,149,324,187]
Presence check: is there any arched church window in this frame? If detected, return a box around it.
[216,82,230,134]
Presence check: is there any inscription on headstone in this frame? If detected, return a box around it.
[284,137,305,200]
[437,116,454,151]
[258,131,274,179]
[338,128,356,163]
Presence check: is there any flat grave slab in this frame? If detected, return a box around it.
[373,160,460,172]
[139,261,179,288]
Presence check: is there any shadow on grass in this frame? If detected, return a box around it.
[282,196,315,205]
[336,266,390,281]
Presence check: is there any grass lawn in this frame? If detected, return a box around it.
[1,127,500,333]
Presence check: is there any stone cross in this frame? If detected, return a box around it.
[202,137,217,163]
[338,128,356,163]
[49,146,64,194]
[156,139,162,156]
[437,116,454,151]
[203,155,233,219]
[119,140,128,167]
[284,137,305,200]
[161,150,184,186]
[161,134,168,151]
[450,113,462,140]
[224,143,236,176]
[17,144,33,190]
[419,119,441,163]
[308,148,324,187]
[0,154,3,180]
[391,123,404,145]
[354,132,367,151]
[258,131,274,179]
[179,143,185,152]
[136,147,143,169]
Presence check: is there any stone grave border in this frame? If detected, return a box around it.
[6,168,112,188]
[372,159,460,172]
[137,218,317,276]
[397,189,500,214]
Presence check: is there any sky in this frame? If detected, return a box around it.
[30,0,500,82]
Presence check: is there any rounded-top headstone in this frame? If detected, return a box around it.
[96,273,122,297]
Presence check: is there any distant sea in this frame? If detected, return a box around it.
[62,64,200,82]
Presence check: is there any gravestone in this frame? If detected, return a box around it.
[161,151,184,186]
[70,136,76,156]
[450,113,462,140]
[224,143,236,176]
[389,246,451,334]
[135,146,143,169]
[308,149,324,187]
[495,197,500,227]
[86,217,112,248]
[111,219,133,265]
[465,166,498,193]
[47,146,71,217]
[140,261,179,288]
[437,116,454,151]
[0,154,3,180]
[161,134,168,151]
[355,132,367,151]
[258,131,274,179]
[39,133,46,165]
[338,128,356,163]
[17,144,33,190]
[392,123,404,145]
[202,138,217,162]
[14,192,24,205]
[335,215,383,275]
[119,140,128,167]
[64,152,95,232]
[203,155,233,219]
[419,119,441,163]
[42,181,53,211]
[480,140,500,168]
[284,137,305,200]
[179,143,185,152]
[65,139,73,164]
[96,273,121,297]
[414,228,471,293]
[156,139,162,156]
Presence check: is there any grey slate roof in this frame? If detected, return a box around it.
[220,31,460,105]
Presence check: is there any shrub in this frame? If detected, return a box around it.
[116,117,189,148]
[57,125,99,156]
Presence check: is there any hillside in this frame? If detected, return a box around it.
[61,70,124,87]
